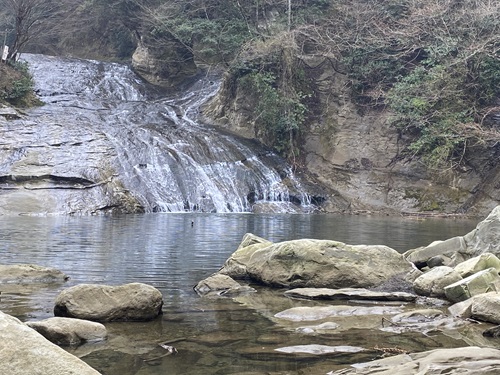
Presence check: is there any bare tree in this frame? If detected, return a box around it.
[1,0,55,61]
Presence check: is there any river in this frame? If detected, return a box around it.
[0,213,487,374]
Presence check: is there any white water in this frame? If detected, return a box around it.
[21,54,319,214]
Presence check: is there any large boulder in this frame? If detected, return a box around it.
[329,347,500,374]
[404,206,500,267]
[26,317,107,346]
[219,233,273,278]
[463,206,500,257]
[0,311,102,375]
[234,238,414,288]
[412,266,462,298]
[0,264,69,283]
[54,283,163,322]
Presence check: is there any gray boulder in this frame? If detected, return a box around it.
[226,238,414,288]
[0,311,101,375]
[404,236,467,268]
[464,205,500,257]
[412,266,462,298]
[329,347,500,374]
[219,233,273,278]
[194,274,256,297]
[54,283,163,322]
[444,267,500,302]
[0,264,69,283]
[26,317,107,346]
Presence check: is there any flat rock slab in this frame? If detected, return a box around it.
[26,317,107,346]
[54,283,163,322]
[275,305,404,322]
[0,264,69,283]
[329,346,500,374]
[0,311,101,375]
[275,345,364,355]
[284,287,417,302]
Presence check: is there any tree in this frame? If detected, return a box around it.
[1,0,55,61]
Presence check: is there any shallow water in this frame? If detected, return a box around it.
[0,213,494,374]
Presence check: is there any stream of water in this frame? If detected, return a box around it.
[1,213,492,375]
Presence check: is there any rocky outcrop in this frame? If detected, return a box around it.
[0,311,102,375]
[54,283,163,322]
[329,347,500,374]
[26,317,107,346]
[221,236,414,289]
[204,52,500,215]
[132,35,198,87]
[0,264,69,283]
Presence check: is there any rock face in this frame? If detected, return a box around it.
[329,347,500,374]
[0,311,102,375]
[132,36,198,87]
[0,264,69,283]
[223,238,414,289]
[54,283,163,322]
[205,52,500,215]
[26,317,107,346]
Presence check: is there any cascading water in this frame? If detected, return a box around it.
[1,54,323,214]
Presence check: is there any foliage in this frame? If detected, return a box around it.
[0,61,36,106]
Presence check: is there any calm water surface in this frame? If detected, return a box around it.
[0,213,485,374]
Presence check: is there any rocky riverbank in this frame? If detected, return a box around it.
[195,205,500,373]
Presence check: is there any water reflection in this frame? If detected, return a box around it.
[0,213,482,374]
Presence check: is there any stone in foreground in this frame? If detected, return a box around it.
[0,264,69,283]
[0,311,101,375]
[470,293,500,324]
[328,347,500,375]
[26,317,107,346]
[54,283,163,322]
[284,287,417,302]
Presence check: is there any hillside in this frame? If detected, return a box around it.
[1,0,499,215]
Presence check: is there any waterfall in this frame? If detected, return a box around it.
[14,54,322,214]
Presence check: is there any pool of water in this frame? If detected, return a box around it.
[0,213,489,374]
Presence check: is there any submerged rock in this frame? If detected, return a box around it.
[328,346,500,374]
[274,305,404,322]
[0,311,102,375]
[284,287,417,302]
[0,264,69,283]
[54,283,163,322]
[26,317,107,346]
